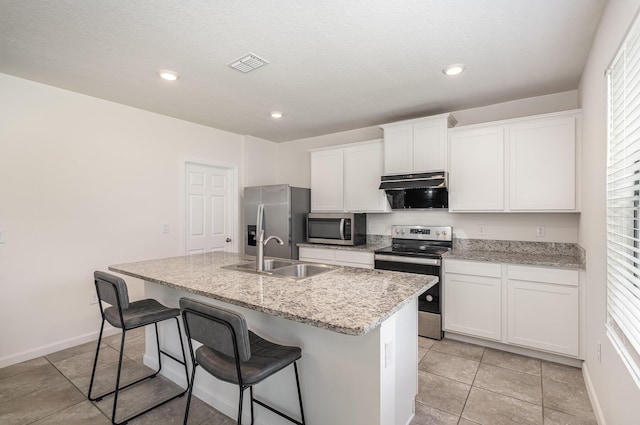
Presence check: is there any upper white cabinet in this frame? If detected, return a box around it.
[381,113,457,175]
[448,110,581,212]
[310,139,389,213]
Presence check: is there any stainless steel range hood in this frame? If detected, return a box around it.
[379,172,447,190]
[379,172,448,209]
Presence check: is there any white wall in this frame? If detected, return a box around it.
[277,91,580,243]
[244,135,278,187]
[0,73,246,367]
[578,1,640,424]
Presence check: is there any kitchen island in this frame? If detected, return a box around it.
[109,252,435,425]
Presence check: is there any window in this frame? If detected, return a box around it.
[607,13,640,389]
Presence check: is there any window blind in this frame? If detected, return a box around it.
[607,12,640,389]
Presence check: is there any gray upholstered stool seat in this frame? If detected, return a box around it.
[180,297,305,425]
[89,271,188,425]
[104,299,181,329]
[196,330,301,385]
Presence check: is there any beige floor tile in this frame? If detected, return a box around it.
[129,394,220,425]
[411,402,459,425]
[30,400,110,425]
[481,348,541,376]
[543,408,597,425]
[419,337,436,349]
[542,377,594,420]
[45,341,104,364]
[418,347,429,362]
[473,363,542,405]
[0,357,50,380]
[431,339,484,361]
[419,350,480,385]
[541,361,584,387]
[462,387,543,425]
[416,371,471,416]
[71,358,158,397]
[0,379,86,425]
[50,345,122,380]
[0,361,67,404]
[458,419,481,425]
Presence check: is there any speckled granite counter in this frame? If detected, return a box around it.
[444,239,585,269]
[109,251,434,336]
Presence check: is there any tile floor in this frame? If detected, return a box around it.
[0,330,597,425]
[412,337,598,425]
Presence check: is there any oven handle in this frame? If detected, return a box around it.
[374,254,441,266]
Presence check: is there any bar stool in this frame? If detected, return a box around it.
[89,271,189,425]
[179,297,305,425]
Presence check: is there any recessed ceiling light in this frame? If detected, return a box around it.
[442,64,466,76]
[271,111,283,118]
[159,70,180,81]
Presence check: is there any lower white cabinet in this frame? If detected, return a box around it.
[443,260,502,341]
[299,247,374,269]
[507,265,579,356]
[444,259,581,357]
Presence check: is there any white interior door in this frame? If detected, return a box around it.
[185,162,236,255]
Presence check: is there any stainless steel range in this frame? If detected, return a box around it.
[374,225,452,340]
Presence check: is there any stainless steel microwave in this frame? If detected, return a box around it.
[307,213,367,246]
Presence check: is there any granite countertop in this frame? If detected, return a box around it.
[445,239,585,269]
[109,252,434,336]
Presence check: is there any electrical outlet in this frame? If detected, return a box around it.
[478,225,486,236]
[89,291,99,305]
[596,340,602,362]
[536,225,545,237]
[384,341,393,368]
[162,224,170,234]
[0,228,4,243]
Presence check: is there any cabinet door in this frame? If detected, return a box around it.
[414,119,447,172]
[383,125,413,175]
[311,149,344,212]
[443,273,502,340]
[344,141,388,212]
[507,280,579,356]
[298,247,336,265]
[449,126,505,211]
[334,250,374,269]
[509,116,576,210]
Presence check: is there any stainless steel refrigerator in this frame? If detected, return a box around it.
[244,184,310,260]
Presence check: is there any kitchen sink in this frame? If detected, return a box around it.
[223,259,337,281]
[270,263,336,279]
[232,258,297,271]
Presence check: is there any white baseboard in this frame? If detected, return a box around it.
[582,362,606,425]
[0,326,120,369]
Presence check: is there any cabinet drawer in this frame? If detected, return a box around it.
[299,247,335,262]
[444,259,502,278]
[507,265,578,286]
[335,250,374,268]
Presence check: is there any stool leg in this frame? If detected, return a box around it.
[294,362,306,425]
[175,317,190,388]
[238,386,245,424]
[111,329,127,423]
[249,386,255,425]
[183,363,197,425]
[88,319,106,400]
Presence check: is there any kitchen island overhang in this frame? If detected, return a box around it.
[109,252,436,425]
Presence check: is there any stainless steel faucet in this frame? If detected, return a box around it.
[255,203,284,271]
[256,229,284,271]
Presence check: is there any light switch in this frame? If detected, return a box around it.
[162,224,170,234]
[0,228,4,243]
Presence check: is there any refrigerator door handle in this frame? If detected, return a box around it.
[256,203,264,237]
[339,218,345,240]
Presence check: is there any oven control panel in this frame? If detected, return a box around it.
[391,225,452,241]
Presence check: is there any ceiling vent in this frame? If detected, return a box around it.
[228,53,269,73]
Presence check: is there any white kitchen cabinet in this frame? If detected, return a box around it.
[448,126,505,211]
[343,141,388,212]
[310,139,388,213]
[509,116,576,210]
[507,265,579,356]
[381,113,457,175]
[299,247,374,269]
[310,148,344,212]
[443,260,502,341]
[448,110,580,212]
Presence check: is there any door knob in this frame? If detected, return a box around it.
[226,238,232,242]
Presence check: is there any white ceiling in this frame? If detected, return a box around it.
[0,0,605,142]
